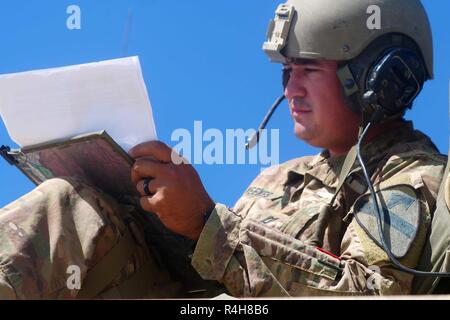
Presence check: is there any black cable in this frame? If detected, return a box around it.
[357,121,450,277]
[246,95,286,150]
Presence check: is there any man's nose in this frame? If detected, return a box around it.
[284,73,307,100]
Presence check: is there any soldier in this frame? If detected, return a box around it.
[0,0,447,298]
[129,0,447,296]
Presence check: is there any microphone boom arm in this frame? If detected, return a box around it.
[246,95,286,150]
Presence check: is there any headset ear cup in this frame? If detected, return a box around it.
[364,48,426,117]
[342,34,429,122]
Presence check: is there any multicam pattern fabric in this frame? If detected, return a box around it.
[0,178,180,299]
[192,121,447,296]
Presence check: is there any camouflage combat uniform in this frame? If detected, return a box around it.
[0,178,194,299]
[0,121,446,298]
[192,121,447,296]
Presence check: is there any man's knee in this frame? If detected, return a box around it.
[0,178,132,299]
[2,177,120,219]
[39,177,122,214]
[0,178,183,299]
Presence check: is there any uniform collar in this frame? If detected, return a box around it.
[284,120,417,189]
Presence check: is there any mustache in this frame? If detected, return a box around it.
[289,96,312,110]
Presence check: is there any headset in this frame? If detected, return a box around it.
[247,34,428,148]
[247,35,450,279]
[343,35,427,121]
[351,46,450,278]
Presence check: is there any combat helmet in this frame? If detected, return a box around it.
[263,0,433,119]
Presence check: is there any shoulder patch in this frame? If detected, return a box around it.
[353,186,421,259]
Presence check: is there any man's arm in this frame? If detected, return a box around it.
[191,152,445,297]
[191,201,421,297]
[129,141,443,297]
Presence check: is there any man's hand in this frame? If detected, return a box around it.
[129,141,215,240]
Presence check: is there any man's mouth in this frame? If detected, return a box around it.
[291,105,312,117]
[292,107,312,114]
[290,97,312,116]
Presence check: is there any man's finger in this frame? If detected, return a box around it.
[129,141,173,163]
[136,178,161,197]
[139,194,162,216]
[131,159,169,185]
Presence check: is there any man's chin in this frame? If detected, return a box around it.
[294,125,311,141]
[294,128,321,148]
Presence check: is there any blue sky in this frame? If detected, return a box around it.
[0,0,449,208]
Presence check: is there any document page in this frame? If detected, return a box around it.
[0,56,157,152]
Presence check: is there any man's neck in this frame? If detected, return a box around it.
[328,119,405,158]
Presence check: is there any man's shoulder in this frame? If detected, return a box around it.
[375,130,447,197]
[265,155,317,174]
[233,155,319,209]
[381,129,447,171]
[249,155,318,188]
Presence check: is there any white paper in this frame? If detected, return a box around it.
[0,56,157,152]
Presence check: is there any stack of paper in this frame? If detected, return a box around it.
[0,56,157,152]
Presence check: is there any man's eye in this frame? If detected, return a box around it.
[305,68,319,73]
